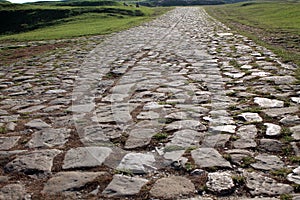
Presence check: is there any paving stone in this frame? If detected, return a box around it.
[166,129,204,148]
[27,128,71,148]
[5,149,61,174]
[251,154,284,170]
[263,107,299,117]
[291,97,300,104]
[137,111,160,120]
[206,171,235,195]
[244,171,293,196]
[0,136,20,150]
[290,125,300,140]
[25,119,51,129]
[191,148,231,168]
[0,184,26,200]
[287,166,300,184]
[260,75,296,85]
[150,176,195,199]
[116,152,156,174]
[17,105,46,114]
[238,112,262,123]
[264,123,281,136]
[102,175,148,197]
[201,134,231,148]
[165,120,206,131]
[209,125,236,134]
[63,147,112,169]
[280,115,300,125]
[254,97,284,108]
[259,139,283,152]
[42,171,106,194]
[125,128,157,149]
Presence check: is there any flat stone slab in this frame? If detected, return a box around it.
[238,112,262,123]
[260,75,296,85]
[0,136,20,150]
[137,111,159,120]
[42,171,107,194]
[201,134,231,148]
[264,123,281,136]
[206,171,234,195]
[262,107,299,117]
[259,139,283,152]
[25,119,51,129]
[165,120,206,131]
[291,97,300,104]
[287,166,300,184]
[209,125,236,134]
[290,125,300,140]
[5,149,61,174]
[166,129,204,148]
[244,171,293,196]
[0,184,26,200]
[237,125,257,139]
[254,97,284,108]
[125,128,156,149]
[102,175,148,197]
[117,152,156,174]
[27,128,71,148]
[63,147,112,169]
[150,176,195,199]
[191,148,231,168]
[17,105,46,114]
[251,154,284,170]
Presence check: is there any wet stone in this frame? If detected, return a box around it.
[0,136,20,150]
[27,128,71,148]
[42,171,107,194]
[254,97,284,108]
[150,176,195,199]
[62,147,112,169]
[244,171,293,196]
[251,154,284,170]
[5,149,61,174]
[191,148,231,168]
[264,123,281,136]
[206,171,235,195]
[102,175,148,197]
[116,152,156,174]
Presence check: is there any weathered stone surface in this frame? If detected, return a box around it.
[191,148,231,168]
[165,120,206,131]
[201,134,231,148]
[209,125,236,133]
[0,136,20,150]
[251,154,284,170]
[137,111,159,120]
[263,107,299,117]
[238,112,262,123]
[0,184,26,200]
[42,171,106,194]
[290,125,300,140]
[259,139,283,152]
[63,147,112,169]
[102,175,148,197]
[5,149,61,174]
[206,171,234,195]
[27,128,71,148]
[117,153,156,174]
[125,128,156,149]
[254,97,284,108]
[291,97,300,104]
[166,129,204,148]
[264,123,281,136]
[244,171,293,195]
[150,176,195,199]
[260,75,296,85]
[287,166,300,184]
[25,119,51,129]
[280,115,300,125]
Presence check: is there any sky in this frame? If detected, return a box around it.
[8,0,60,3]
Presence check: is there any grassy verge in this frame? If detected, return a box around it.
[205,1,300,69]
[0,6,171,41]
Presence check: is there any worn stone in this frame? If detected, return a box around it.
[0,136,20,150]
[264,123,281,136]
[290,125,300,140]
[191,148,231,168]
[165,120,206,131]
[0,184,26,200]
[259,139,283,152]
[287,166,300,184]
[251,154,284,170]
[117,153,156,174]
[103,175,148,197]
[254,97,284,108]
[150,176,195,199]
[263,107,299,117]
[206,171,235,195]
[25,119,51,129]
[238,112,262,123]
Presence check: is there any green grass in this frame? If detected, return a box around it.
[205,1,300,70]
[0,6,171,41]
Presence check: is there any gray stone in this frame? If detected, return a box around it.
[264,123,281,136]
[45,89,67,94]
[67,103,95,113]
[201,134,231,148]
[206,171,235,195]
[0,184,26,200]
[287,166,300,184]
[167,129,204,148]
[63,147,112,169]
[137,111,159,120]
[117,152,156,174]
[191,148,231,168]
[237,125,257,139]
[290,125,300,140]
[263,107,299,117]
[165,120,206,131]
[25,119,51,129]
[254,97,284,108]
[259,139,283,152]
[291,97,300,104]
[125,128,156,149]
[0,136,20,150]
[280,115,300,125]
[251,154,284,170]
[260,75,296,85]
[225,149,254,165]
[238,112,262,123]
[42,171,106,194]
[17,105,46,114]
[244,171,293,195]
[5,149,61,174]
[209,125,236,134]
[150,176,195,199]
[233,138,257,149]
[102,175,148,197]
[27,128,71,148]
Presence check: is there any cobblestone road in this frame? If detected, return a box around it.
[0,7,300,200]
